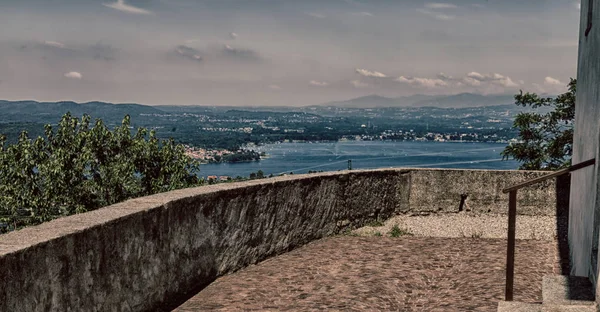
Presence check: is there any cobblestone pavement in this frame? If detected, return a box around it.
[175,236,560,312]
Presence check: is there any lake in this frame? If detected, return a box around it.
[199,141,520,178]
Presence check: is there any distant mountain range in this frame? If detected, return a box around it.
[0,100,165,124]
[319,93,517,108]
[0,92,524,123]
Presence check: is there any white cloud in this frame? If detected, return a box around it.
[544,76,563,86]
[352,11,373,16]
[425,3,458,9]
[229,32,238,39]
[355,68,387,78]
[464,72,518,87]
[64,71,82,79]
[495,76,518,87]
[268,84,281,90]
[535,78,566,94]
[43,41,65,49]
[396,76,448,88]
[436,72,454,80]
[467,71,486,80]
[462,77,482,86]
[308,12,326,18]
[472,3,485,8]
[416,8,455,21]
[394,71,520,91]
[103,0,153,15]
[309,80,328,86]
[351,80,369,88]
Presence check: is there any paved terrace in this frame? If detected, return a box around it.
[175,236,560,312]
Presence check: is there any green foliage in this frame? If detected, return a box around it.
[367,220,384,227]
[0,113,200,233]
[501,79,576,170]
[389,224,412,237]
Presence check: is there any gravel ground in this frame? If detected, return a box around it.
[353,213,564,241]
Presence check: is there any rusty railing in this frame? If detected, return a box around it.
[502,158,596,301]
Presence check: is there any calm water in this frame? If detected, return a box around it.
[199,141,519,178]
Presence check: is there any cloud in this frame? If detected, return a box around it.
[229,32,238,39]
[472,3,485,8]
[64,72,82,79]
[43,41,66,49]
[103,0,153,15]
[351,80,369,88]
[544,76,562,86]
[390,71,521,91]
[425,3,458,9]
[466,71,486,80]
[396,76,448,88]
[222,44,261,61]
[352,12,373,17]
[268,84,281,90]
[416,9,455,21]
[309,80,328,86]
[175,45,203,62]
[436,72,454,80]
[464,72,519,87]
[308,12,326,18]
[462,77,482,86]
[355,68,387,78]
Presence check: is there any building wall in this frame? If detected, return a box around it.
[0,168,561,311]
[569,0,600,283]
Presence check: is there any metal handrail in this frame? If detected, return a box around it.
[503,159,596,193]
[502,158,596,301]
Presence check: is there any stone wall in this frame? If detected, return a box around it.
[0,168,562,311]
[407,168,562,216]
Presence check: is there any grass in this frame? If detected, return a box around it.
[366,220,384,227]
[341,228,360,237]
[374,231,382,237]
[389,224,412,237]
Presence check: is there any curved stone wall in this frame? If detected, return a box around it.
[0,168,563,311]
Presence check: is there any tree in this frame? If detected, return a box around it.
[0,113,200,232]
[501,78,576,170]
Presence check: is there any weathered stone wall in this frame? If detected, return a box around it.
[407,168,559,215]
[0,168,561,311]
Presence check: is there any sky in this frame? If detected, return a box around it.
[0,0,583,106]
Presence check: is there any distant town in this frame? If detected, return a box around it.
[0,96,539,164]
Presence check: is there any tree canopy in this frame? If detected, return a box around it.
[501,78,576,170]
[0,113,200,232]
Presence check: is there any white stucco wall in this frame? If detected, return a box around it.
[569,0,600,283]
